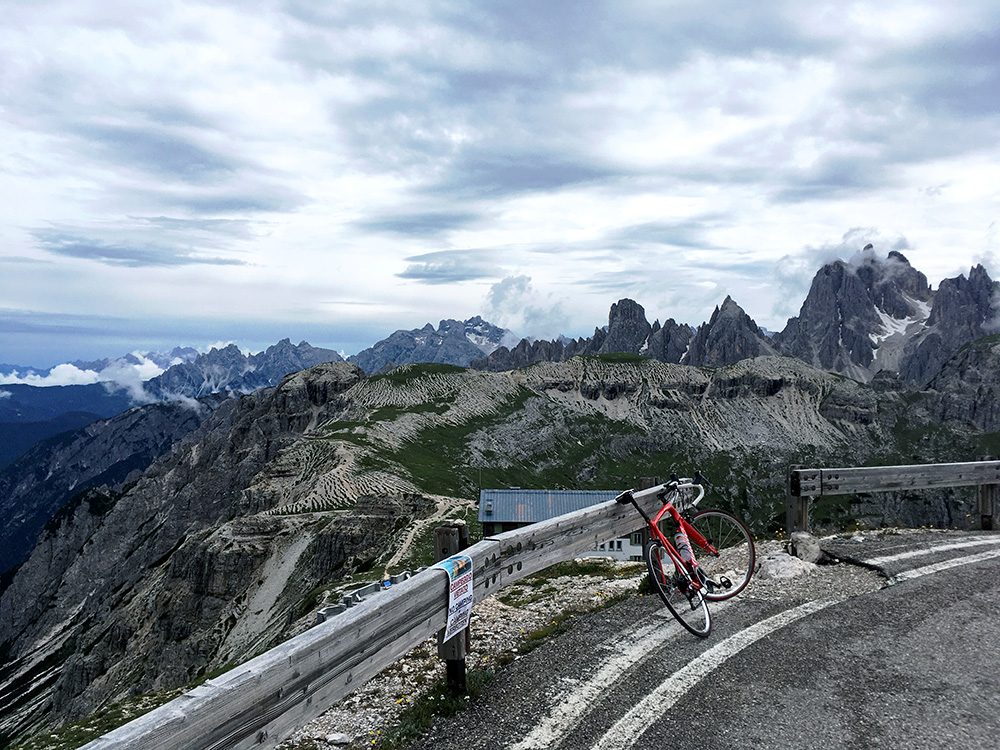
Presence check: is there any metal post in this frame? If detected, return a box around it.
[434,520,469,695]
[786,464,808,533]
[978,457,997,531]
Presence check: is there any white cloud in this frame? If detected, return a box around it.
[0,363,101,387]
[0,389,11,399]
[483,275,571,340]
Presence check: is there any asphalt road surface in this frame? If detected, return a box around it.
[407,531,1000,750]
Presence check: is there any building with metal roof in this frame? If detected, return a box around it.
[479,489,644,561]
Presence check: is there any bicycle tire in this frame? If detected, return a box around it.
[688,509,756,601]
[644,540,711,638]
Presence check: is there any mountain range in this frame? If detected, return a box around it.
[473,249,1000,387]
[2,248,1000,746]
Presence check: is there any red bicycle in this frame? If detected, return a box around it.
[616,473,756,637]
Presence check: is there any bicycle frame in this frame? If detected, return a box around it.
[628,484,718,594]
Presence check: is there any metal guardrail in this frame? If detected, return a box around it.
[82,485,665,750]
[786,460,1000,532]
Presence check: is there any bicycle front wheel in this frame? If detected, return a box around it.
[644,540,711,638]
[688,510,755,601]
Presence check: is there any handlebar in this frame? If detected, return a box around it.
[614,471,710,510]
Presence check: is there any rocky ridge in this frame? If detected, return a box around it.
[0,394,227,578]
[348,317,510,374]
[143,339,343,400]
[471,299,695,371]
[682,296,778,367]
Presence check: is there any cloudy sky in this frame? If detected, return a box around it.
[2,0,999,370]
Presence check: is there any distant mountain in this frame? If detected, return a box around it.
[69,347,200,375]
[0,341,342,470]
[0,412,104,471]
[471,299,694,371]
[898,264,1000,386]
[773,248,934,381]
[0,383,135,424]
[0,395,226,578]
[348,316,510,373]
[772,248,999,386]
[682,296,778,367]
[0,383,138,468]
[144,339,342,399]
[0,348,200,382]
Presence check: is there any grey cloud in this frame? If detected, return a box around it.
[357,211,482,237]
[483,275,570,339]
[423,151,617,200]
[774,154,887,203]
[0,256,50,265]
[138,216,256,238]
[397,249,501,284]
[34,229,246,268]
[0,308,123,337]
[608,219,726,249]
[158,188,307,215]
[68,122,238,183]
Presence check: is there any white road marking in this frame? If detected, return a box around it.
[510,618,683,750]
[590,599,840,750]
[886,547,1000,585]
[864,536,1000,567]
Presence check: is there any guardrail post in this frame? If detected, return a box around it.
[978,456,997,531]
[435,520,470,695]
[786,464,808,533]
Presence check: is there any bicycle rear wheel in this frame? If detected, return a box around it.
[644,540,711,638]
[688,509,755,601]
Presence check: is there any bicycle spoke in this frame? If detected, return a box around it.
[644,541,711,637]
[688,510,756,601]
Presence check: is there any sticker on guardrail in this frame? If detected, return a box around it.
[435,555,474,641]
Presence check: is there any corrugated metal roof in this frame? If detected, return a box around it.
[478,489,621,524]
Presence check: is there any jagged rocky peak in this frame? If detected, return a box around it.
[898,264,1000,386]
[143,340,342,400]
[773,247,934,381]
[598,298,651,354]
[645,318,694,363]
[348,316,509,373]
[683,296,777,367]
[471,298,697,372]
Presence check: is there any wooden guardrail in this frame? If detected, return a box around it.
[82,485,667,750]
[786,459,1000,533]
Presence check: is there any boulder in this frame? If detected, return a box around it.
[789,531,833,564]
[756,551,817,579]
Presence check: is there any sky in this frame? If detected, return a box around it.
[2,0,999,373]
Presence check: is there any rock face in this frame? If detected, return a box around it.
[898,265,1000,386]
[471,299,694,371]
[348,316,509,373]
[682,297,777,367]
[0,362,370,742]
[924,335,1000,432]
[774,249,933,381]
[0,395,226,578]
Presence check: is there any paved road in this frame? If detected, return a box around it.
[408,531,1000,750]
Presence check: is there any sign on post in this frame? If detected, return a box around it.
[435,555,474,641]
